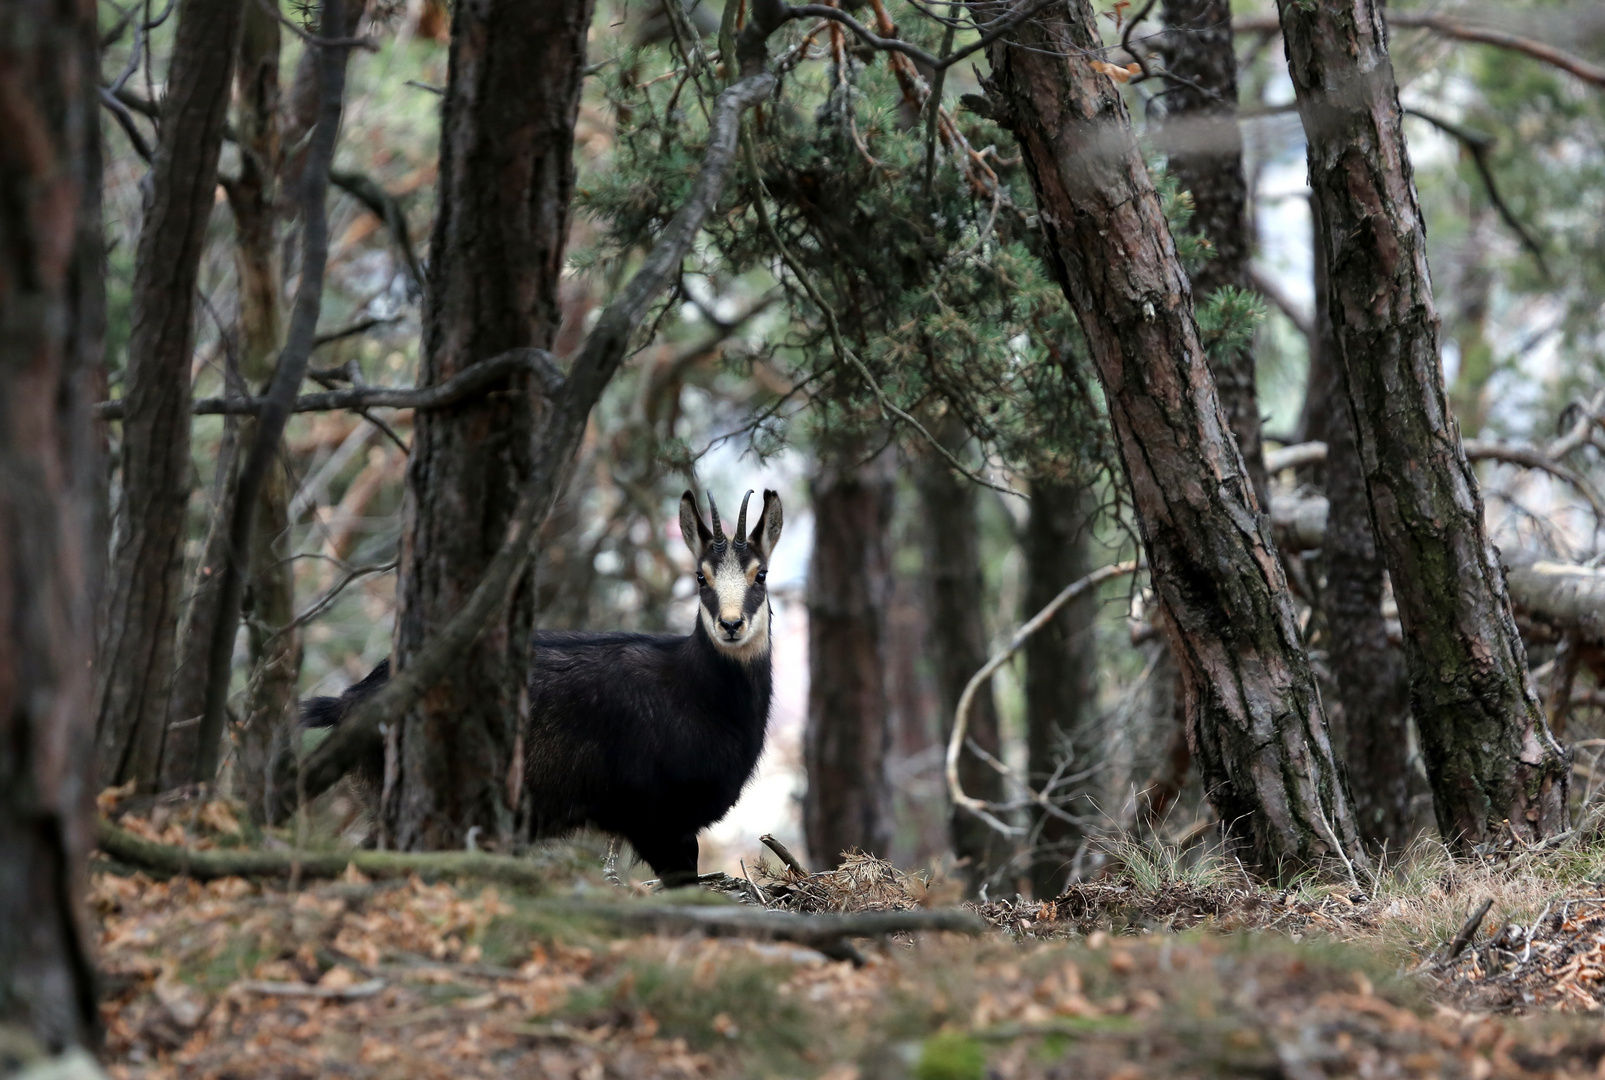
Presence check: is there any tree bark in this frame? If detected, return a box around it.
[1158,0,1268,508]
[95,0,243,790]
[387,0,593,850]
[984,1,1366,877]
[1023,480,1098,898]
[230,3,301,815]
[805,444,896,866]
[0,0,104,1051]
[915,427,1009,893]
[1310,204,1413,851]
[1277,0,1567,846]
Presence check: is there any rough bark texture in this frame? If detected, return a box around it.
[388,0,592,850]
[230,5,301,814]
[805,446,895,867]
[95,0,242,790]
[1277,0,1567,846]
[1023,480,1098,898]
[915,431,1009,893]
[1310,206,1413,851]
[0,0,104,1052]
[985,1,1366,877]
[1158,0,1267,508]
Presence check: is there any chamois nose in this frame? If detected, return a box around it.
[718,615,744,636]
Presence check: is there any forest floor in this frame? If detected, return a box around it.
[93,801,1605,1080]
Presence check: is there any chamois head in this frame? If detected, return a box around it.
[679,488,783,662]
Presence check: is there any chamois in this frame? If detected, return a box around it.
[302,489,782,885]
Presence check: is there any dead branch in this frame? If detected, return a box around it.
[947,562,1142,837]
[94,347,564,420]
[1233,12,1605,89]
[94,819,557,888]
[1264,438,1605,521]
[1403,108,1547,276]
[583,902,983,964]
[1249,267,1314,345]
[237,979,386,999]
[760,833,809,875]
[1270,493,1605,647]
[192,0,356,781]
[1441,898,1494,964]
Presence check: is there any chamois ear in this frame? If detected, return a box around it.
[749,489,783,560]
[679,490,712,558]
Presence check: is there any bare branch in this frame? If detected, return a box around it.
[1234,12,1605,89]
[946,561,1142,836]
[1403,108,1547,277]
[94,347,564,419]
[1249,266,1314,344]
[192,0,356,781]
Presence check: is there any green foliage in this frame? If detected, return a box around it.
[581,18,1115,487]
[1196,285,1267,366]
[915,1031,987,1080]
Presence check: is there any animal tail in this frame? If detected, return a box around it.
[298,658,392,728]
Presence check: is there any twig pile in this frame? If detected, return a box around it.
[1438,898,1605,1011]
[754,851,931,915]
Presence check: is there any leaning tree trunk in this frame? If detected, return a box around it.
[1277,0,1567,846]
[984,0,1366,877]
[1024,479,1099,898]
[387,0,593,850]
[95,0,243,791]
[1158,0,1267,507]
[0,0,104,1053]
[914,426,1010,893]
[805,444,896,866]
[1310,204,1414,851]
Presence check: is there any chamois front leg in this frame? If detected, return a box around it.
[631,831,700,888]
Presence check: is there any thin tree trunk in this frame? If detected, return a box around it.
[386,0,593,850]
[984,1,1366,877]
[1311,204,1414,851]
[1023,480,1098,898]
[1159,0,1267,507]
[95,0,243,790]
[230,3,301,815]
[0,0,104,1050]
[915,427,1010,893]
[805,444,896,866]
[1277,0,1567,845]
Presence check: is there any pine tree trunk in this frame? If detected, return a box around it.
[387,0,592,849]
[1159,0,1267,507]
[984,1,1366,877]
[1310,205,1414,851]
[0,0,104,1050]
[915,427,1009,892]
[805,445,896,866]
[1277,0,1567,845]
[1024,480,1098,898]
[95,0,243,791]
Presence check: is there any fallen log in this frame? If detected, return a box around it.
[95,819,556,888]
[1269,494,1605,647]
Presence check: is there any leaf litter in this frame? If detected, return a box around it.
[92,807,1605,1078]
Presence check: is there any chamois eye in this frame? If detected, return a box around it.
[696,571,707,586]
[755,570,767,584]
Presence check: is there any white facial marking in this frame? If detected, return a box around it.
[699,553,770,662]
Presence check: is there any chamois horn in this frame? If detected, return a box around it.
[734,490,754,548]
[707,489,727,550]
